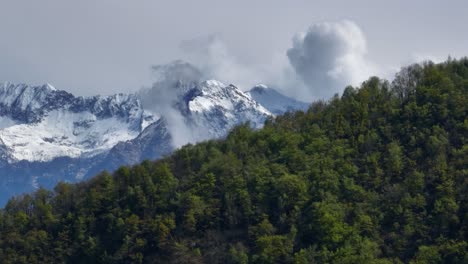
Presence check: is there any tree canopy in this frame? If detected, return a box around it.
[0,59,467,263]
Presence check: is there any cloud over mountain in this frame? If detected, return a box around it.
[286,20,378,100]
[176,21,382,102]
[179,34,268,90]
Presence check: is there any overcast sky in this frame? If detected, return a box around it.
[1,0,467,98]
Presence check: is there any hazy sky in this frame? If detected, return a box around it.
[1,0,467,98]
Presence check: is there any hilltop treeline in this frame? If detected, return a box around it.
[0,59,467,263]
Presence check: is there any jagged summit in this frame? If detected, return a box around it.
[0,80,273,166]
[248,84,309,115]
[186,80,268,114]
[0,82,152,163]
[0,79,309,205]
[0,82,145,124]
[44,83,56,91]
[181,80,271,139]
[0,82,74,123]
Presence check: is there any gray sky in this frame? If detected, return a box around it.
[1,0,467,97]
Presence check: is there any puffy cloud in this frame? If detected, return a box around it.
[142,20,382,116]
[138,21,388,146]
[150,60,204,86]
[286,20,377,100]
[179,34,266,89]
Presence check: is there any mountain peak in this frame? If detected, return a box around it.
[202,79,226,88]
[183,80,271,141]
[44,83,56,91]
[1,82,56,91]
[0,79,309,205]
[0,82,154,164]
[247,85,309,115]
[251,84,269,92]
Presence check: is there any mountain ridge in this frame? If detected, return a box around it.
[247,84,309,115]
[0,80,307,205]
[1,59,466,263]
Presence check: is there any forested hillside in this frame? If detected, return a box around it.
[0,59,467,263]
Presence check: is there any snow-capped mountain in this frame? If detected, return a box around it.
[181,80,271,139]
[0,80,307,205]
[102,118,173,170]
[0,82,153,163]
[247,84,309,115]
[103,79,272,169]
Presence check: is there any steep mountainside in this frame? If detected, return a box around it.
[0,60,466,263]
[0,82,157,204]
[0,80,305,205]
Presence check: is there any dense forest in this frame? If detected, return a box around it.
[0,59,467,263]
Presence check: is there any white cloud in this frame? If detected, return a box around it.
[138,61,203,148]
[146,20,390,106]
[286,20,378,100]
[179,34,267,90]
